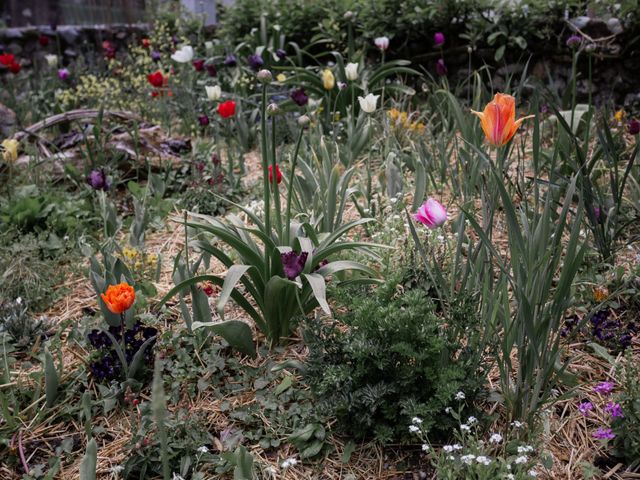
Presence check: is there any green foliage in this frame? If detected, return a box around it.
[0,299,50,350]
[612,350,640,468]
[79,439,97,480]
[303,278,488,443]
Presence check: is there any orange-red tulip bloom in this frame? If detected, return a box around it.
[101,282,135,314]
[471,93,534,147]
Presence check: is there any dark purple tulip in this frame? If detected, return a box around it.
[290,87,309,106]
[566,35,582,48]
[206,63,217,77]
[434,32,445,47]
[151,50,161,62]
[629,119,640,135]
[224,54,237,67]
[276,48,287,59]
[435,58,447,76]
[198,114,210,126]
[87,169,110,191]
[247,54,264,71]
[193,58,205,71]
[57,68,70,80]
[281,251,308,280]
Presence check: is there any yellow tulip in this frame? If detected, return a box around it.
[1,138,19,163]
[276,73,286,82]
[322,69,335,90]
[471,93,534,147]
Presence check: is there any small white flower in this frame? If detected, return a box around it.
[517,445,534,454]
[489,433,503,444]
[281,457,298,469]
[45,54,58,67]
[515,455,528,464]
[171,45,194,63]
[506,475,515,480]
[409,425,420,433]
[445,407,452,414]
[15,297,22,305]
[460,424,471,432]
[511,420,523,428]
[452,444,463,451]
[476,456,491,466]
[358,93,379,113]
[197,446,209,453]
[422,443,430,452]
[412,417,423,425]
[443,445,454,453]
[110,465,124,474]
[205,85,221,101]
[455,391,466,401]
[374,36,390,50]
[345,62,359,81]
[467,416,477,425]
[447,455,455,461]
[528,469,538,477]
[461,454,476,464]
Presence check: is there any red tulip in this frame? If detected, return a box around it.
[0,54,15,66]
[38,34,50,47]
[141,38,151,48]
[217,100,236,119]
[193,59,205,71]
[147,70,165,88]
[269,164,282,184]
[8,62,21,74]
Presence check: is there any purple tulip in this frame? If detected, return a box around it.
[566,35,582,48]
[629,119,640,135]
[206,63,217,77]
[436,58,448,76]
[247,54,264,71]
[151,50,161,62]
[276,48,287,59]
[224,54,237,67]
[434,32,445,47]
[87,169,110,191]
[290,87,309,106]
[281,251,308,280]
[198,114,210,126]
[592,428,615,440]
[414,198,447,229]
[57,68,70,80]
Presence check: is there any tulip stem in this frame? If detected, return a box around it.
[271,114,282,241]
[285,126,305,243]
[260,84,271,276]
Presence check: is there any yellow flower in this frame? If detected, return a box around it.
[146,253,159,266]
[134,260,142,269]
[387,108,401,121]
[1,139,19,163]
[123,246,138,261]
[276,73,286,82]
[322,69,335,90]
[614,109,624,122]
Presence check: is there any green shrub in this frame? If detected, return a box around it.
[612,350,640,468]
[302,277,489,443]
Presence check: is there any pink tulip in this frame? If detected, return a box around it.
[414,198,447,229]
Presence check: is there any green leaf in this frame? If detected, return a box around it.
[79,438,97,480]
[233,445,255,480]
[587,342,615,365]
[275,374,294,396]
[303,273,330,314]
[341,440,356,464]
[44,348,59,408]
[152,357,170,480]
[192,320,256,358]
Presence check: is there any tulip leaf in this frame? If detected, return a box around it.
[303,273,330,315]
[44,348,59,408]
[192,320,256,358]
[79,438,97,480]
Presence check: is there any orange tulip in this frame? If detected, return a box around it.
[471,93,534,146]
[101,282,135,314]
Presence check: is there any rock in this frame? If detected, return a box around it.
[0,102,17,137]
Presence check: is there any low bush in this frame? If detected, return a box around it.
[303,276,489,443]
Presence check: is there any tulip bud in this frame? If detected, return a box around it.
[298,115,310,126]
[343,10,354,20]
[267,103,280,116]
[345,62,358,81]
[257,69,272,83]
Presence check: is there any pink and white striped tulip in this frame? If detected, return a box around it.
[414,198,447,229]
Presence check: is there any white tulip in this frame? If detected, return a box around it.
[205,85,221,101]
[374,36,390,51]
[358,93,379,113]
[44,54,58,68]
[345,62,358,81]
[171,45,194,63]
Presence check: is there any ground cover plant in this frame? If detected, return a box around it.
[1,1,640,479]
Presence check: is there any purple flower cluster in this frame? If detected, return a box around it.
[87,169,110,191]
[88,321,157,381]
[577,382,624,441]
[561,309,635,351]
